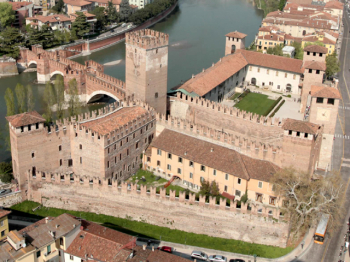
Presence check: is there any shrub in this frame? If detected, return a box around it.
[264,96,282,116]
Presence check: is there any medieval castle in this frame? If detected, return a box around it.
[7,28,340,220]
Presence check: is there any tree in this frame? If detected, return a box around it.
[71,13,90,38]
[278,0,286,11]
[326,51,340,79]
[0,27,24,59]
[91,7,107,30]
[26,85,35,112]
[43,82,56,123]
[0,3,15,28]
[304,41,324,49]
[210,181,220,196]
[54,75,66,120]
[41,25,57,48]
[271,168,344,236]
[119,0,132,21]
[199,179,210,196]
[267,44,284,56]
[107,1,118,23]
[52,0,64,13]
[67,78,81,117]
[4,88,15,116]
[15,83,26,113]
[0,162,13,183]
[291,41,303,60]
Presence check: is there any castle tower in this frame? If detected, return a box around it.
[125,29,169,115]
[225,31,247,56]
[300,45,327,113]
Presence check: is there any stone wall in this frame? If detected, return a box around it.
[0,57,18,76]
[28,172,289,247]
[0,192,22,207]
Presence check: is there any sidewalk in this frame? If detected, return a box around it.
[140,227,316,262]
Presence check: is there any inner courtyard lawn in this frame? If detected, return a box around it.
[234,93,276,116]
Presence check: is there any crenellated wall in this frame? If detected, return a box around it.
[27,170,289,247]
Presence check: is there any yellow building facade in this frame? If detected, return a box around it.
[302,33,336,55]
[0,210,11,241]
[145,129,282,207]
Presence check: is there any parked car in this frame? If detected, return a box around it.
[0,189,5,194]
[209,255,227,262]
[191,251,208,261]
[229,259,245,262]
[157,246,172,253]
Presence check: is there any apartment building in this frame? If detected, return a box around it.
[302,32,337,55]
[26,14,72,31]
[63,0,93,15]
[9,2,42,28]
[0,209,11,241]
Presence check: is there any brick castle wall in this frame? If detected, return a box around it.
[27,171,289,247]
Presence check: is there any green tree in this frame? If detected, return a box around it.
[304,41,324,48]
[291,41,303,60]
[325,52,340,79]
[26,85,35,112]
[15,83,26,113]
[0,3,15,28]
[210,181,220,196]
[43,82,56,123]
[41,25,57,48]
[71,12,90,38]
[278,0,286,11]
[52,0,64,13]
[120,0,132,21]
[0,27,24,59]
[64,30,72,43]
[67,78,81,117]
[54,75,66,120]
[4,88,15,116]
[107,1,118,23]
[0,162,13,183]
[199,179,210,196]
[91,7,107,30]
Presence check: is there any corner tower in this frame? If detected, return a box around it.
[225,31,247,55]
[125,29,169,115]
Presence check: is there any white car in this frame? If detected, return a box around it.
[191,251,209,261]
[209,255,227,262]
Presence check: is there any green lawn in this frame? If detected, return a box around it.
[128,169,167,185]
[10,201,292,258]
[234,93,276,116]
[229,92,241,100]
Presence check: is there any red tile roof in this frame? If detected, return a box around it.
[225,31,247,39]
[64,0,92,6]
[150,129,280,182]
[303,60,326,71]
[311,85,341,99]
[80,106,149,135]
[129,246,192,262]
[0,209,11,219]
[282,118,320,134]
[8,1,32,11]
[27,14,72,23]
[302,35,336,45]
[6,111,45,128]
[304,44,328,53]
[325,1,344,9]
[257,33,284,41]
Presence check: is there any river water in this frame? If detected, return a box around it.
[0,0,263,162]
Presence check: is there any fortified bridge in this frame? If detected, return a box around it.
[19,45,127,103]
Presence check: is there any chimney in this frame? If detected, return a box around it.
[143,244,146,250]
[184,151,187,155]
[45,217,49,224]
[219,58,222,62]
[202,68,205,72]
[192,74,195,79]
[152,246,154,252]
[210,148,214,152]
[212,63,214,67]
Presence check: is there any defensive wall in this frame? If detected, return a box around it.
[166,92,323,173]
[0,56,18,77]
[27,170,289,247]
[0,192,22,207]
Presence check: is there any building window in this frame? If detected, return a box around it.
[177,168,181,174]
[136,142,139,149]
[304,133,308,138]
[200,177,204,182]
[168,153,172,159]
[59,145,62,151]
[257,68,260,73]
[267,69,269,74]
[70,255,74,260]
[276,71,278,76]
[36,251,41,258]
[79,144,82,150]
[289,130,293,135]
[157,160,161,166]
[238,178,241,184]
[269,196,276,205]
[157,149,162,155]
[167,164,171,170]
[60,238,63,246]
[189,161,194,167]
[316,70,320,74]
[327,98,335,105]
[120,141,123,147]
[189,172,193,179]
[133,133,136,139]
[213,169,216,176]
[107,161,109,168]
[0,221,3,227]
[68,159,73,167]
[285,73,287,78]
[249,66,252,71]
[235,190,241,197]
[308,69,312,73]
[32,152,35,158]
[127,149,129,156]
[258,181,263,188]
[256,193,263,202]
[155,92,158,98]
[225,174,228,180]
[80,157,82,164]
[277,85,280,89]
[293,74,296,80]
[47,245,51,255]
[178,157,182,163]
[60,159,62,166]
[316,97,324,103]
[201,165,205,171]
[224,185,228,192]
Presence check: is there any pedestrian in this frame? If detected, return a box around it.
[301,240,305,249]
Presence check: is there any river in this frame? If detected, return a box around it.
[0,0,263,162]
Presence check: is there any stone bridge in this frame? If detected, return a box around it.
[19,45,127,103]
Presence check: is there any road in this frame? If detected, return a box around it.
[297,5,350,262]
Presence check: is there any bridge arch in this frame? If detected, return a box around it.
[28,61,37,68]
[50,70,64,78]
[86,90,120,103]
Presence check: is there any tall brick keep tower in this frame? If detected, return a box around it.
[125,29,169,115]
[225,31,247,56]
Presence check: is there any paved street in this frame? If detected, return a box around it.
[297,5,350,262]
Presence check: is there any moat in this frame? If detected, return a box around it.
[0,0,263,161]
